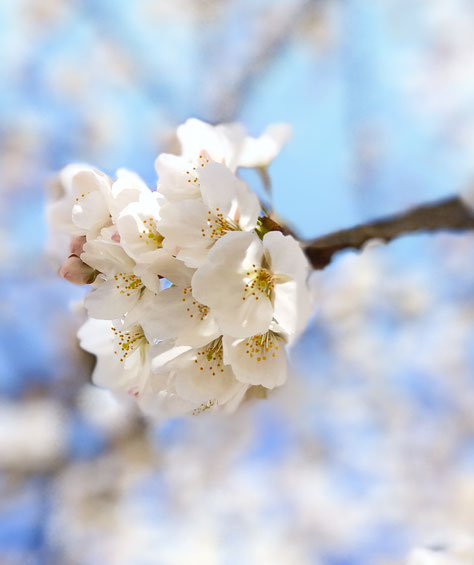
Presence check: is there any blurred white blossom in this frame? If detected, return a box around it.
[0,399,66,471]
[407,536,474,565]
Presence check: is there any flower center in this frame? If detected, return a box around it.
[138,217,164,249]
[201,208,240,241]
[244,330,282,362]
[192,337,226,376]
[242,265,275,301]
[112,325,147,362]
[181,287,210,321]
[113,272,144,296]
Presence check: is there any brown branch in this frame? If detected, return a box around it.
[304,196,474,269]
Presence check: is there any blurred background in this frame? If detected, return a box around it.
[1,1,474,564]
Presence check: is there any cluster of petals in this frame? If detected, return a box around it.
[47,118,312,418]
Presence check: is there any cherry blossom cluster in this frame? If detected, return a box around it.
[47,119,313,418]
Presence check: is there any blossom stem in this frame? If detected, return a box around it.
[304,196,474,269]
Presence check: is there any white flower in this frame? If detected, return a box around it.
[71,168,114,236]
[155,119,291,201]
[115,188,194,292]
[81,230,196,326]
[81,237,153,321]
[176,118,291,171]
[47,164,95,238]
[110,168,152,219]
[73,167,153,236]
[150,338,248,413]
[158,161,261,267]
[176,119,247,172]
[47,164,152,263]
[191,230,312,338]
[116,190,165,264]
[45,164,97,266]
[155,151,211,201]
[78,318,196,418]
[78,318,151,400]
[222,327,287,389]
[141,284,220,348]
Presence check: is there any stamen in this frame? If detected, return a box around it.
[243,268,275,301]
[192,338,226,375]
[184,152,210,186]
[192,398,216,416]
[112,326,147,363]
[202,209,241,242]
[243,330,283,362]
[182,287,210,321]
[138,217,164,248]
[113,272,144,295]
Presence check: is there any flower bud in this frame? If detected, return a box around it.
[59,255,97,285]
[69,235,87,256]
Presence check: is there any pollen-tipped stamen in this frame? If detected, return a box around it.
[192,337,226,376]
[112,325,147,362]
[113,272,144,296]
[244,330,283,361]
[242,265,276,301]
[138,217,164,248]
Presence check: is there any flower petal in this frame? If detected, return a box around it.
[155,153,201,201]
[171,345,245,406]
[141,286,219,347]
[273,279,312,337]
[238,123,291,168]
[176,247,210,269]
[71,169,112,233]
[158,199,210,250]
[78,318,150,397]
[177,118,246,171]
[85,277,142,320]
[137,373,195,419]
[109,169,152,222]
[149,340,191,369]
[191,232,274,338]
[117,199,163,264]
[198,162,260,231]
[223,333,287,388]
[263,231,309,282]
[81,239,135,276]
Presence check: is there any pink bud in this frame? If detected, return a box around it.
[111,231,121,243]
[69,236,87,256]
[59,255,96,285]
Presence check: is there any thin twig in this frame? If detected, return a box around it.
[257,167,272,197]
[304,196,474,269]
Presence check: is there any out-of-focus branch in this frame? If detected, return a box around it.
[211,0,313,122]
[304,196,474,269]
